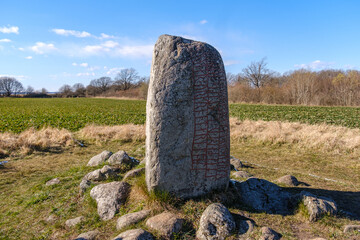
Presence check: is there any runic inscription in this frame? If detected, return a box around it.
[191,51,229,180]
[146,34,230,198]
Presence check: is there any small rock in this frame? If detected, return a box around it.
[343,225,360,233]
[75,230,100,240]
[234,178,293,214]
[276,175,299,186]
[230,156,243,170]
[116,209,151,230]
[108,150,132,166]
[87,150,112,166]
[237,219,254,236]
[65,216,85,228]
[113,229,154,240]
[45,214,57,223]
[260,227,282,240]
[84,165,117,181]
[90,181,130,220]
[301,191,337,222]
[146,212,183,239]
[123,168,145,181]
[232,171,252,179]
[196,203,236,240]
[79,179,92,194]
[46,177,60,186]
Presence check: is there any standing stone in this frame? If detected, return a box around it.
[146,34,230,198]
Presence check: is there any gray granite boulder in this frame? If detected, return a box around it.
[343,225,360,233]
[108,150,137,166]
[196,203,236,240]
[260,227,282,240]
[79,179,92,194]
[146,212,183,238]
[276,175,299,186]
[230,156,243,170]
[123,168,145,181]
[113,229,154,240]
[237,219,254,237]
[75,230,99,240]
[116,209,151,230]
[301,191,337,222]
[87,150,112,166]
[233,178,293,214]
[232,171,252,179]
[146,34,230,199]
[90,181,130,220]
[84,165,117,181]
[65,216,84,228]
[46,177,60,186]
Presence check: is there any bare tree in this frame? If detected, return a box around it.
[242,58,273,101]
[59,84,73,97]
[89,77,112,94]
[0,77,24,97]
[25,85,35,95]
[72,83,86,97]
[114,68,139,91]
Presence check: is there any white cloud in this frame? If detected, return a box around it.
[82,41,153,58]
[0,74,27,80]
[294,60,334,70]
[0,39,11,42]
[18,47,24,51]
[106,67,123,75]
[224,60,239,66]
[72,62,77,66]
[79,63,88,67]
[25,56,33,59]
[52,28,92,38]
[31,42,57,54]
[200,20,208,24]
[77,72,95,77]
[0,26,19,34]
[100,33,116,39]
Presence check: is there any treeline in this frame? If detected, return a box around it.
[228,58,360,106]
[58,68,149,99]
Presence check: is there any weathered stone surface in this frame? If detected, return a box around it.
[87,150,112,166]
[45,214,57,223]
[344,225,360,233]
[113,229,154,240]
[196,203,235,240]
[75,230,100,240]
[79,179,92,194]
[123,168,145,181]
[301,191,337,222]
[90,181,130,220]
[65,216,84,228]
[237,219,254,237]
[108,150,132,165]
[233,178,293,214]
[232,171,252,179]
[260,227,282,240]
[145,212,183,238]
[116,209,151,230]
[230,156,243,170]
[276,175,299,186]
[84,165,117,182]
[46,177,60,186]
[146,34,230,199]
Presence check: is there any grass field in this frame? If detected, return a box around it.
[1,98,360,133]
[1,98,360,239]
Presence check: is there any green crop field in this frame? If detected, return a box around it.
[1,98,360,133]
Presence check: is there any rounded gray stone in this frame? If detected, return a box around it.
[113,229,154,240]
[276,175,299,186]
[65,216,84,228]
[108,150,132,166]
[196,203,236,240]
[145,34,230,198]
[87,150,112,166]
[344,224,360,233]
[145,212,183,238]
[116,209,151,230]
[75,230,100,240]
[260,227,282,240]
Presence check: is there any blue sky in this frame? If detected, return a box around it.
[1,0,360,91]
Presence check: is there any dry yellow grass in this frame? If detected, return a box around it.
[230,117,360,153]
[0,127,74,156]
[78,123,145,143]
